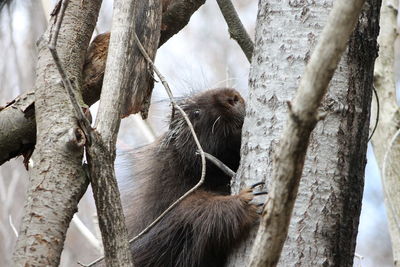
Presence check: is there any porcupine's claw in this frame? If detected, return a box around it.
[253,191,268,196]
[251,181,265,189]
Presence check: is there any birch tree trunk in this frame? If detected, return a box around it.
[228,0,381,266]
[371,0,400,265]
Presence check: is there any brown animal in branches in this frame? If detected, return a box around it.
[117,88,265,267]
[82,0,182,112]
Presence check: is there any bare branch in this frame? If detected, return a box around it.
[72,215,103,253]
[12,0,102,265]
[371,0,400,262]
[128,28,209,242]
[216,0,254,62]
[84,0,163,266]
[85,28,207,267]
[203,152,235,177]
[247,0,367,266]
[0,0,207,165]
[48,0,91,141]
[382,128,400,233]
[0,91,36,165]
[159,0,205,45]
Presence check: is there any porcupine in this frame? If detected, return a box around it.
[116,88,266,267]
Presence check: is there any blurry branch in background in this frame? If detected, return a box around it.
[6,6,23,94]
[371,0,400,263]
[131,114,157,142]
[0,0,206,166]
[216,0,254,62]
[72,215,103,253]
[0,0,12,14]
[8,215,18,237]
[354,253,364,267]
[247,0,367,266]
[0,170,20,262]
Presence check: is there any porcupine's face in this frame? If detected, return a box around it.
[167,88,245,166]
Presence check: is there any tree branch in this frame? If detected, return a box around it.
[129,30,207,242]
[371,0,400,263]
[247,0,367,266]
[0,0,206,166]
[159,0,205,45]
[0,91,36,165]
[85,28,208,267]
[216,0,254,62]
[12,0,102,265]
[203,152,235,177]
[84,0,163,266]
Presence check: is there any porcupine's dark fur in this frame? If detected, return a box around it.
[117,88,261,267]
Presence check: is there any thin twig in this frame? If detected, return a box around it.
[129,30,207,239]
[48,0,68,47]
[216,0,254,62]
[203,152,235,177]
[48,0,92,143]
[368,86,379,141]
[84,30,209,267]
[46,1,104,264]
[9,215,18,237]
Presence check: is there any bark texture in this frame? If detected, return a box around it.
[86,0,161,266]
[216,0,254,62]
[245,0,367,266]
[12,1,102,266]
[0,0,206,165]
[108,1,160,117]
[0,91,36,165]
[159,0,205,45]
[371,0,400,265]
[227,0,381,266]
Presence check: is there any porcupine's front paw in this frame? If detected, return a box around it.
[237,182,268,216]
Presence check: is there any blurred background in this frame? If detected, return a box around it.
[0,0,394,266]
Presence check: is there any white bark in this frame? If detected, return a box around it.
[245,0,366,266]
[228,0,380,266]
[371,0,400,265]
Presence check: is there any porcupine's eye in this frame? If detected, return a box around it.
[193,110,200,118]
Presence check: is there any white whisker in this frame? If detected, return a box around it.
[212,116,221,134]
